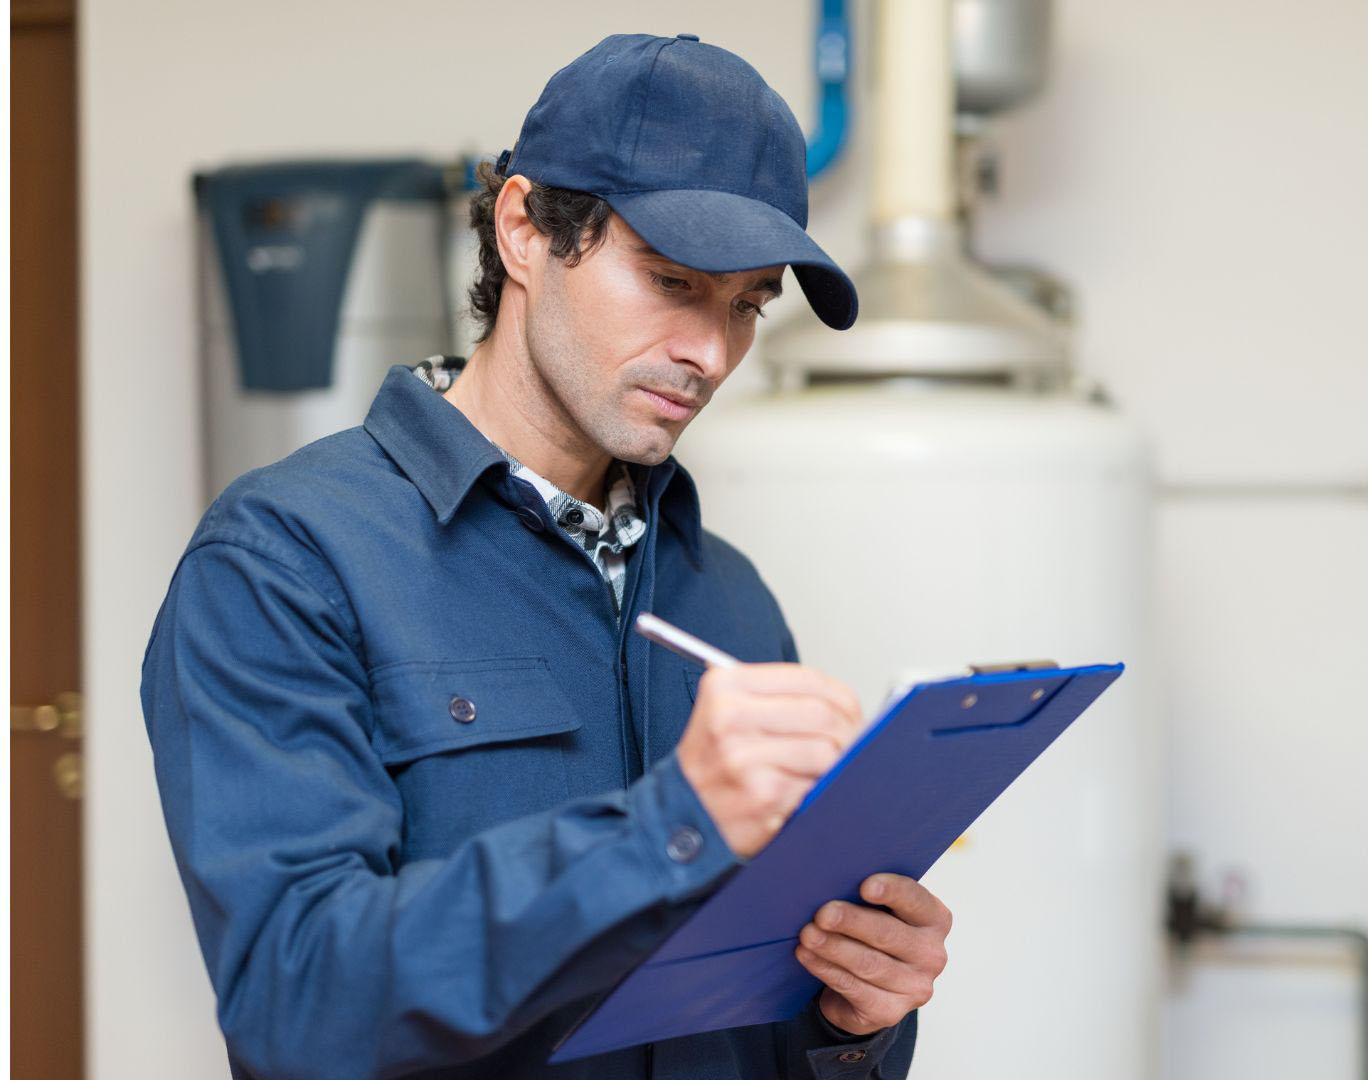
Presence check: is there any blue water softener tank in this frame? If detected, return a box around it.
[195,159,452,501]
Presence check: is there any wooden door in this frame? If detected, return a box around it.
[11,0,85,1076]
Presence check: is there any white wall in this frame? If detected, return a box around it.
[80,2,1366,1078]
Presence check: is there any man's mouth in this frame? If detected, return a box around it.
[640,388,702,420]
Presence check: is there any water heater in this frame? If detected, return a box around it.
[196,159,452,501]
[678,384,1158,1077]
[678,2,1161,1076]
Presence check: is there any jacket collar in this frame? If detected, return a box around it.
[652,457,704,566]
[363,364,507,525]
[363,363,704,563]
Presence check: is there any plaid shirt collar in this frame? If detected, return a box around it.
[497,450,647,557]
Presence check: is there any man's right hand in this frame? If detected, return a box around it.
[675,663,865,858]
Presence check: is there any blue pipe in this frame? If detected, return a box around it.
[806,0,851,180]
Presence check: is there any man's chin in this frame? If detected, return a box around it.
[614,443,674,467]
[605,425,679,467]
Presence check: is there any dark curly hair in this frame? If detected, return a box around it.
[466,159,614,342]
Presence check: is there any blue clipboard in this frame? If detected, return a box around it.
[550,661,1124,1063]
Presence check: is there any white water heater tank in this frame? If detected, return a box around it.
[676,380,1160,1078]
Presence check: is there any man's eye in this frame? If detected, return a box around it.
[734,299,766,319]
[650,272,691,292]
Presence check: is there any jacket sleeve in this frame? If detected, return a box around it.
[768,592,920,1079]
[141,539,739,1080]
[782,998,918,1079]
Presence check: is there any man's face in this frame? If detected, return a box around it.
[522,214,784,466]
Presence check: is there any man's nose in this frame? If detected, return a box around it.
[672,308,731,385]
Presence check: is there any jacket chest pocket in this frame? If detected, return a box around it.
[369,657,583,860]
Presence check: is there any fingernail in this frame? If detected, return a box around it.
[866,877,885,899]
[806,927,826,946]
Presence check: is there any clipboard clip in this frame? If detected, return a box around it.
[967,659,1060,675]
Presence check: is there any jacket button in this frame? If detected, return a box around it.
[516,506,544,532]
[665,826,703,863]
[448,696,476,724]
[837,1050,867,1063]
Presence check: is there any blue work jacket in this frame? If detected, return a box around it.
[141,365,917,1079]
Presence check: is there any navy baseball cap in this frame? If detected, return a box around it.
[498,33,858,330]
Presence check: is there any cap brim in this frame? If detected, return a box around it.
[602,188,858,331]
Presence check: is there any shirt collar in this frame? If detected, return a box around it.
[362,361,705,564]
[503,451,642,547]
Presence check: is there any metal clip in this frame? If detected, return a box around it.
[966,660,1060,675]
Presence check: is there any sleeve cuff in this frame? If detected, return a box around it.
[792,994,905,1078]
[813,1005,879,1045]
[629,751,741,904]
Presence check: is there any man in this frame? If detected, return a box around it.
[142,33,951,1079]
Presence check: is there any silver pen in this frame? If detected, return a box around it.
[633,612,739,669]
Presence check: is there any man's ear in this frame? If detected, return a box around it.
[493,175,545,290]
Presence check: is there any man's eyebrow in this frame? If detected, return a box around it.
[748,275,784,299]
[633,242,784,297]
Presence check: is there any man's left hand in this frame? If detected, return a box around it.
[795,873,952,1036]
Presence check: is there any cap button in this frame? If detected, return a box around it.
[675,33,700,41]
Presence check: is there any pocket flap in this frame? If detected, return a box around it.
[682,659,705,702]
[369,657,582,765]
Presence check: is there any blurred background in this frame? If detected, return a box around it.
[10,0,1366,1077]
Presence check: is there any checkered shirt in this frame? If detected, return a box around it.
[413,357,647,617]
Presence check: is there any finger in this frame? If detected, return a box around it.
[711,663,863,726]
[764,771,816,833]
[732,697,856,750]
[726,734,846,780]
[811,901,919,961]
[797,924,924,996]
[861,874,953,932]
[794,945,911,1025]
[727,762,820,826]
